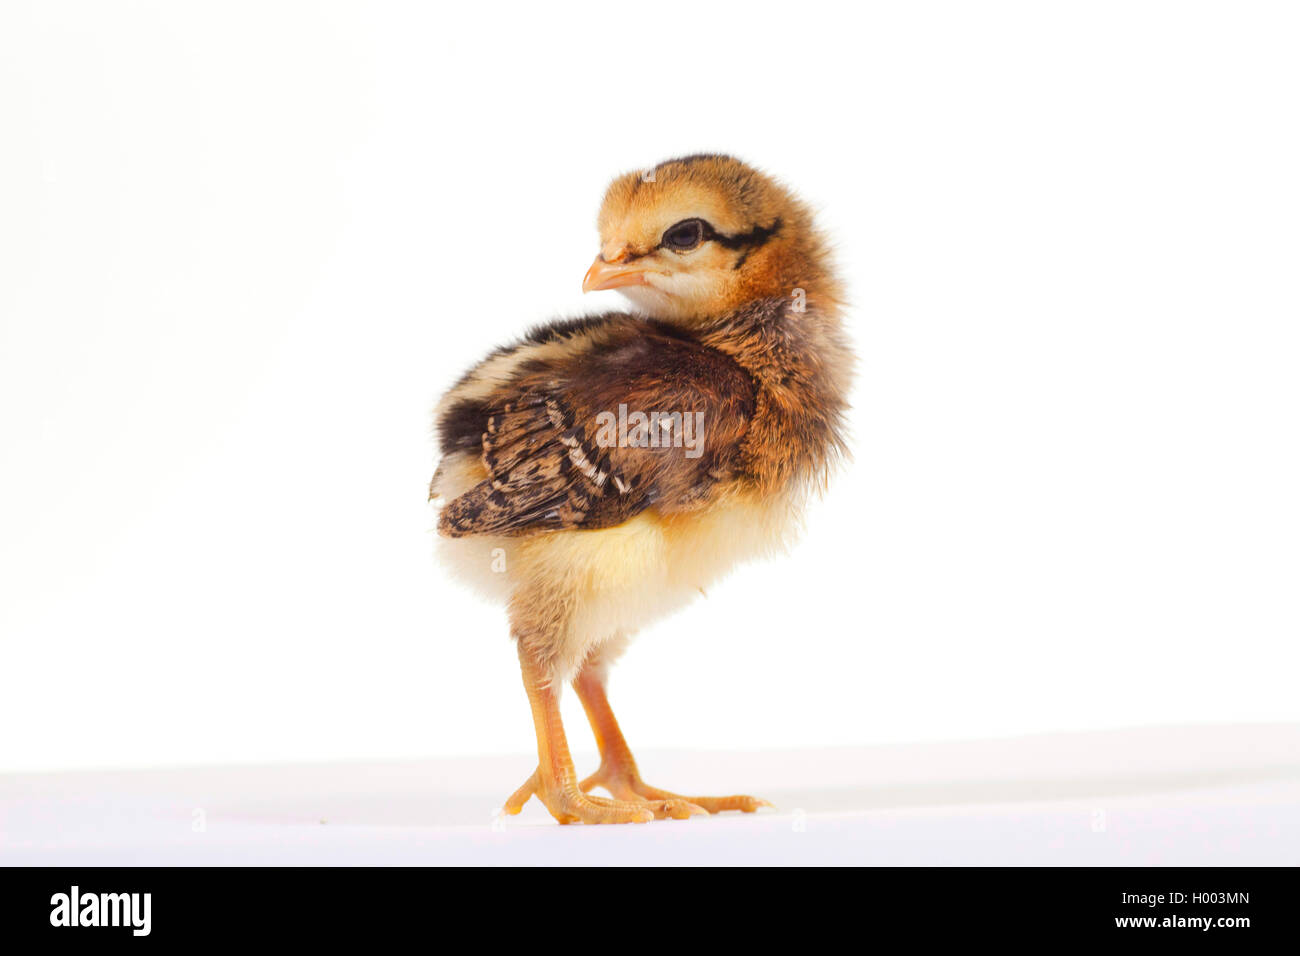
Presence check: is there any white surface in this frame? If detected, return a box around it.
[3,1,1299,773]
[4,724,1297,866]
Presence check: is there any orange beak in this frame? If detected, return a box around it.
[582,255,651,293]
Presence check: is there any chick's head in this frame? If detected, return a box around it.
[583,154,837,322]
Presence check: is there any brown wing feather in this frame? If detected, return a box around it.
[437,321,755,538]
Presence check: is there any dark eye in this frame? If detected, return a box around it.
[661,218,706,251]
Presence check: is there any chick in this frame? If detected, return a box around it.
[430,155,852,824]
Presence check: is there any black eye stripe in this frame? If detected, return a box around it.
[655,217,783,254]
[709,217,782,251]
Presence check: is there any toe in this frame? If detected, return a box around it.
[502,771,538,815]
[690,794,771,814]
[561,792,655,824]
[653,799,708,820]
[590,802,655,824]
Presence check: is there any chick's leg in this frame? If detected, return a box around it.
[573,663,771,815]
[502,640,669,824]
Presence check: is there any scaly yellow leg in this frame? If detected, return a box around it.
[573,664,771,816]
[503,642,675,824]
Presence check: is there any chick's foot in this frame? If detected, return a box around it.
[503,768,668,824]
[579,762,769,815]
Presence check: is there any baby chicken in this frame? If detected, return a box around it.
[430,155,852,824]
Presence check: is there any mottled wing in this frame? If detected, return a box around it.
[437,326,754,538]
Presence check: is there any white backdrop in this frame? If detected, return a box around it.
[2,1,1297,773]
